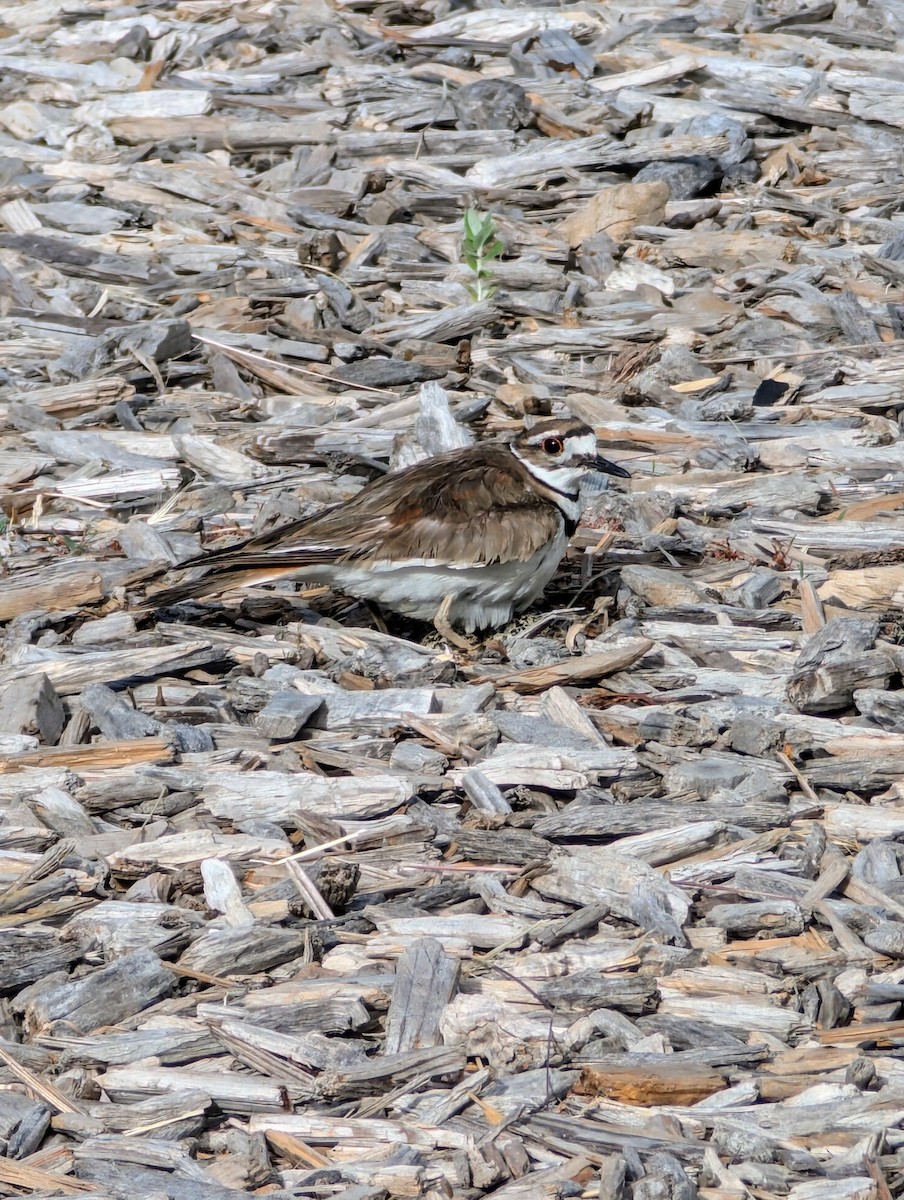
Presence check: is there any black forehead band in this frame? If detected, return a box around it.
[527,422,593,443]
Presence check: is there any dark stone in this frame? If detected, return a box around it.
[452,79,533,130]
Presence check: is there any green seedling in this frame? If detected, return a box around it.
[462,208,504,302]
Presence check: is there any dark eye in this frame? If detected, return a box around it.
[542,437,564,455]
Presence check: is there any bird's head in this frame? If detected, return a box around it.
[511,417,630,496]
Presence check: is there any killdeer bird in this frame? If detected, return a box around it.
[150,417,629,645]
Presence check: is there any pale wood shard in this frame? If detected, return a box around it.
[97,1067,293,1115]
[0,561,156,622]
[0,643,223,697]
[468,638,654,692]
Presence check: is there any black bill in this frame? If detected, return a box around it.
[589,453,631,479]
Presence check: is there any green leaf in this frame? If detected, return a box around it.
[463,208,482,240]
[461,208,501,299]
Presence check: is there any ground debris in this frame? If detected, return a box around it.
[2,3,904,1199]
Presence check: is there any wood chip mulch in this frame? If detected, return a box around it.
[2,2,904,1198]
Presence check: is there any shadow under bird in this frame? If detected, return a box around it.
[149,417,630,640]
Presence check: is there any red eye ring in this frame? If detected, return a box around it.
[542,437,563,455]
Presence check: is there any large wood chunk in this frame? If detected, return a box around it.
[384,938,460,1055]
[787,616,894,713]
[0,928,82,990]
[575,1060,726,1106]
[536,972,659,1015]
[177,927,312,977]
[23,948,176,1035]
[0,674,64,744]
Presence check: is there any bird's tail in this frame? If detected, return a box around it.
[142,513,334,610]
[144,569,238,609]
[144,554,321,610]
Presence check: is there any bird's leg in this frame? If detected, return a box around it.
[362,601,389,634]
[433,594,476,652]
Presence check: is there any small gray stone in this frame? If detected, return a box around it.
[674,112,752,169]
[255,691,323,740]
[116,318,192,364]
[494,712,596,751]
[879,229,904,259]
[854,687,904,730]
[852,839,901,885]
[634,157,718,200]
[714,767,788,807]
[576,233,616,282]
[504,636,568,670]
[695,440,759,472]
[235,819,293,844]
[168,723,215,753]
[712,1118,774,1163]
[114,521,182,565]
[726,715,784,757]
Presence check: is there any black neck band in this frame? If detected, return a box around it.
[545,481,580,503]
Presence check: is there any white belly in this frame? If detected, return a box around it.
[326,529,569,631]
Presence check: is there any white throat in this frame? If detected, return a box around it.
[511,432,598,518]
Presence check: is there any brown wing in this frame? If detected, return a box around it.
[253,443,563,567]
[148,445,562,604]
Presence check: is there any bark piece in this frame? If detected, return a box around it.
[79,682,214,753]
[538,972,659,1015]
